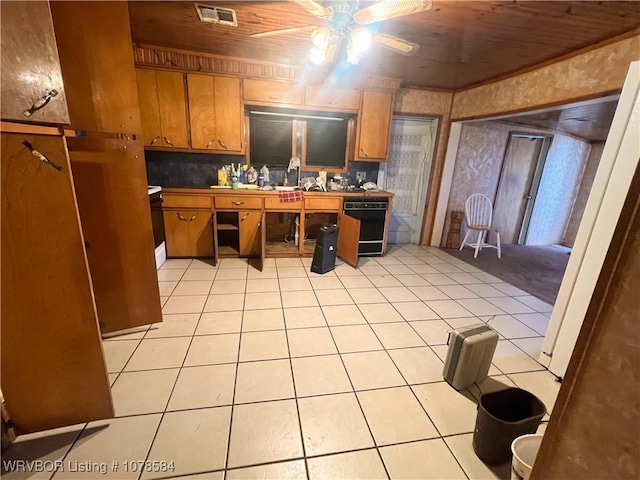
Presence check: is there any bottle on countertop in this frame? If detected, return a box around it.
[260,165,269,185]
[231,165,239,190]
[247,166,257,184]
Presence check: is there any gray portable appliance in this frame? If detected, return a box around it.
[443,324,499,390]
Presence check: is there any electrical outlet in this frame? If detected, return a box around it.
[356,171,367,182]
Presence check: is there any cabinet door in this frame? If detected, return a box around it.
[305,85,361,110]
[214,76,243,152]
[189,210,214,257]
[1,133,113,433]
[136,69,162,146]
[259,211,266,272]
[239,210,262,256]
[187,73,216,149]
[355,90,394,161]
[1,1,70,124]
[243,79,303,105]
[337,212,361,268]
[50,1,141,134]
[164,210,192,257]
[67,137,162,334]
[157,71,189,148]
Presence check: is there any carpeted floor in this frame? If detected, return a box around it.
[443,244,571,305]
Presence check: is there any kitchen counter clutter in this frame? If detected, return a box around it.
[162,188,394,269]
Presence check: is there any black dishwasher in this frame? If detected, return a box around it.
[343,197,389,255]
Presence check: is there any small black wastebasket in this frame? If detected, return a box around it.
[311,224,338,274]
[473,387,546,465]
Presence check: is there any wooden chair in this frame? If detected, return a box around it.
[459,194,501,258]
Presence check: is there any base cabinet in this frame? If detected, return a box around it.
[164,209,214,257]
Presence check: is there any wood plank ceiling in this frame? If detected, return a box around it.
[128,1,640,90]
[504,100,618,142]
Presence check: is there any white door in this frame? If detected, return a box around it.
[542,61,640,377]
[380,117,437,244]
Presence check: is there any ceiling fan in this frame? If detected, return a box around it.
[250,0,431,65]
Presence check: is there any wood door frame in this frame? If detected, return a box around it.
[383,114,440,245]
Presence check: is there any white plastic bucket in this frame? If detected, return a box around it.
[511,434,544,480]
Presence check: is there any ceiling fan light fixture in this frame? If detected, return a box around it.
[309,46,326,64]
[353,0,432,25]
[311,27,329,49]
[350,29,372,53]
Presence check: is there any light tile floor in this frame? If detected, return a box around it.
[4,245,559,480]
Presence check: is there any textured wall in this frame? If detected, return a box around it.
[526,136,591,245]
[442,121,591,246]
[394,89,454,244]
[563,142,606,247]
[451,35,640,120]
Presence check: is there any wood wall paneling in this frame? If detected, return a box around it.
[1,133,113,433]
[50,1,141,133]
[1,1,70,124]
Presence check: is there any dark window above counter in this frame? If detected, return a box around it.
[247,107,354,172]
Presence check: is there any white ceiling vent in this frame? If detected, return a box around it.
[195,3,238,27]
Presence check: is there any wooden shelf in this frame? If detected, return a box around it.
[217,223,239,231]
[218,245,240,256]
[265,241,299,257]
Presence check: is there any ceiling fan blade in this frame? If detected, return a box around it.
[353,0,432,25]
[373,33,420,55]
[289,0,333,19]
[250,25,316,38]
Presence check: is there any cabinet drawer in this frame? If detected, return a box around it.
[304,85,361,110]
[304,197,341,211]
[264,197,303,210]
[163,195,212,209]
[243,79,303,105]
[215,196,263,210]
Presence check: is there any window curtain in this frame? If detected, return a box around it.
[385,119,434,214]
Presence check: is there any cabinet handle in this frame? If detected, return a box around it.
[268,96,279,100]
[163,136,174,146]
[327,101,337,105]
[189,212,199,222]
[233,201,244,206]
[20,140,63,172]
[360,147,368,157]
[150,135,160,145]
[218,139,227,149]
[22,89,59,118]
[205,138,215,148]
[241,213,249,221]
[176,212,188,222]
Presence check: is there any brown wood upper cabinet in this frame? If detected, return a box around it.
[187,74,243,152]
[244,79,303,105]
[304,85,361,111]
[0,1,70,125]
[136,69,189,148]
[355,90,394,161]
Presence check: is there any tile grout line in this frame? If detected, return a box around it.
[221,259,249,479]
[277,260,311,480]
[136,259,217,480]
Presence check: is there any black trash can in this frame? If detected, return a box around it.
[473,387,546,465]
[311,224,338,274]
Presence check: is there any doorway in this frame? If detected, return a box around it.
[492,134,552,244]
[380,116,437,244]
